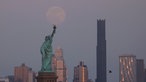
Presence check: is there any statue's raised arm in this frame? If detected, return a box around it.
[51,25,56,38]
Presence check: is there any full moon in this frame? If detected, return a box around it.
[46,7,66,25]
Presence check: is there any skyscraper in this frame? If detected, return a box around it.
[119,55,137,82]
[14,63,35,82]
[144,69,146,82]
[52,47,67,82]
[73,61,88,82]
[96,19,106,82]
[136,59,145,82]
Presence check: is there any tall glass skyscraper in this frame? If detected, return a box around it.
[96,19,106,82]
[119,55,137,82]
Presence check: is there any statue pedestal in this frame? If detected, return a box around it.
[36,72,58,82]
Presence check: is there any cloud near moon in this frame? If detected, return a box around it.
[46,7,66,25]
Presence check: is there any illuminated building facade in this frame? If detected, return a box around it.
[52,47,67,82]
[14,63,35,82]
[119,55,136,82]
[73,61,88,82]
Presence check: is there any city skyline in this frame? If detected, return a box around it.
[119,55,146,82]
[0,0,146,82]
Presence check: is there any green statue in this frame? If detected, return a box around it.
[40,25,56,72]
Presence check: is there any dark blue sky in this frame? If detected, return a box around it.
[0,0,146,82]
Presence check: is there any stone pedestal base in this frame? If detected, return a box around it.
[36,72,58,82]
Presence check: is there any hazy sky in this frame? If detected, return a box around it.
[0,0,146,82]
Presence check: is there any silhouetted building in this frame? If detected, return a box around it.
[52,47,67,82]
[73,61,88,82]
[136,59,145,82]
[7,75,14,82]
[14,63,35,82]
[96,19,106,82]
[119,55,136,82]
[88,79,93,82]
[144,69,146,82]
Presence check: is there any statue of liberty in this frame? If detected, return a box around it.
[40,25,56,72]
